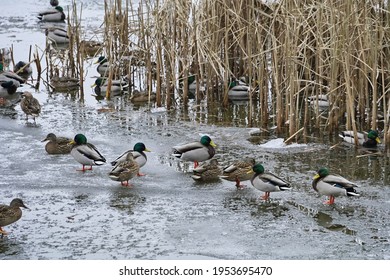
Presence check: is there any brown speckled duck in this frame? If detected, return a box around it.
[220,157,256,189]
[20,91,41,123]
[0,198,29,236]
[42,133,72,154]
[109,153,140,187]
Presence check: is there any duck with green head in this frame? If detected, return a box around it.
[38,6,66,22]
[70,134,106,171]
[95,56,109,76]
[312,167,360,205]
[0,198,29,236]
[111,142,151,176]
[220,157,256,189]
[109,153,140,187]
[247,164,292,200]
[92,77,129,96]
[172,135,217,168]
[339,130,381,148]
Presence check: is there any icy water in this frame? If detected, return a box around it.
[1,0,389,260]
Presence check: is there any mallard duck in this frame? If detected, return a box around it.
[50,0,59,7]
[130,90,156,103]
[220,157,256,189]
[50,76,79,91]
[46,27,69,44]
[111,142,151,176]
[228,79,250,101]
[109,153,140,187]
[308,94,329,111]
[20,91,41,123]
[339,130,381,148]
[42,133,72,154]
[247,164,292,200]
[0,70,26,84]
[80,40,102,57]
[38,6,66,22]
[13,61,32,78]
[0,79,21,106]
[172,135,217,168]
[0,198,28,236]
[92,77,129,95]
[191,159,222,181]
[70,134,106,171]
[312,167,360,205]
[95,56,109,76]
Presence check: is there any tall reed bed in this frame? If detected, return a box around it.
[102,0,389,147]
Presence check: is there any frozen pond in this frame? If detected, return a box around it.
[1,0,389,260]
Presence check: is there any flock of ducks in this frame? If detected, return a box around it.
[0,1,383,238]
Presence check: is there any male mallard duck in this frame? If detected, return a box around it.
[13,61,32,78]
[50,0,59,7]
[191,159,222,181]
[111,142,151,176]
[172,135,217,168]
[308,94,329,111]
[109,153,140,187]
[228,79,250,101]
[70,134,106,171]
[95,56,109,76]
[0,70,26,84]
[247,163,292,200]
[92,77,129,96]
[38,6,66,22]
[46,27,70,44]
[312,167,360,205]
[0,198,28,236]
[220,157,256,189]
[42,133,72,154]
[20,91,41,123]
[339,130,381,148]
[0,80,21,106]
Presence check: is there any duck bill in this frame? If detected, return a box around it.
[144,148,151,152]
[376,137,381,144]
[246,169,254,174]
[41,137,48,142]
[313,174,320,179]
[210,141,217,148]
[69,140,76,145]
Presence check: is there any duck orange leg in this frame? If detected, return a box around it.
[194,161,199,168]
[261,192,270,200]
[137,172,146,176]
[77,165,93,172]
[121,181,133,187]
[324,195,335,205]
[235,178,246,189]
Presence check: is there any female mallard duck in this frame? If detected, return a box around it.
[80,40,102,57]
[312,167,360,205]
[42,133,72,154]
[109,153,140,187]
[130,90,156,103]
[339,130,381,148]
[220,157,256,189]
[70,134,106,171]
[13,61,32,78]
[191,159,222,181]
[46,27,70,44]
[172,135,217,168]
[0,198,28,236]
[20,91,41,123]
[92,77,129,96]
[247,164,292,200]
[111,142,151,176]
[95,56,109,76]
[228,79,250,101]
[50,76,79,91]
[38,6,66,22]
